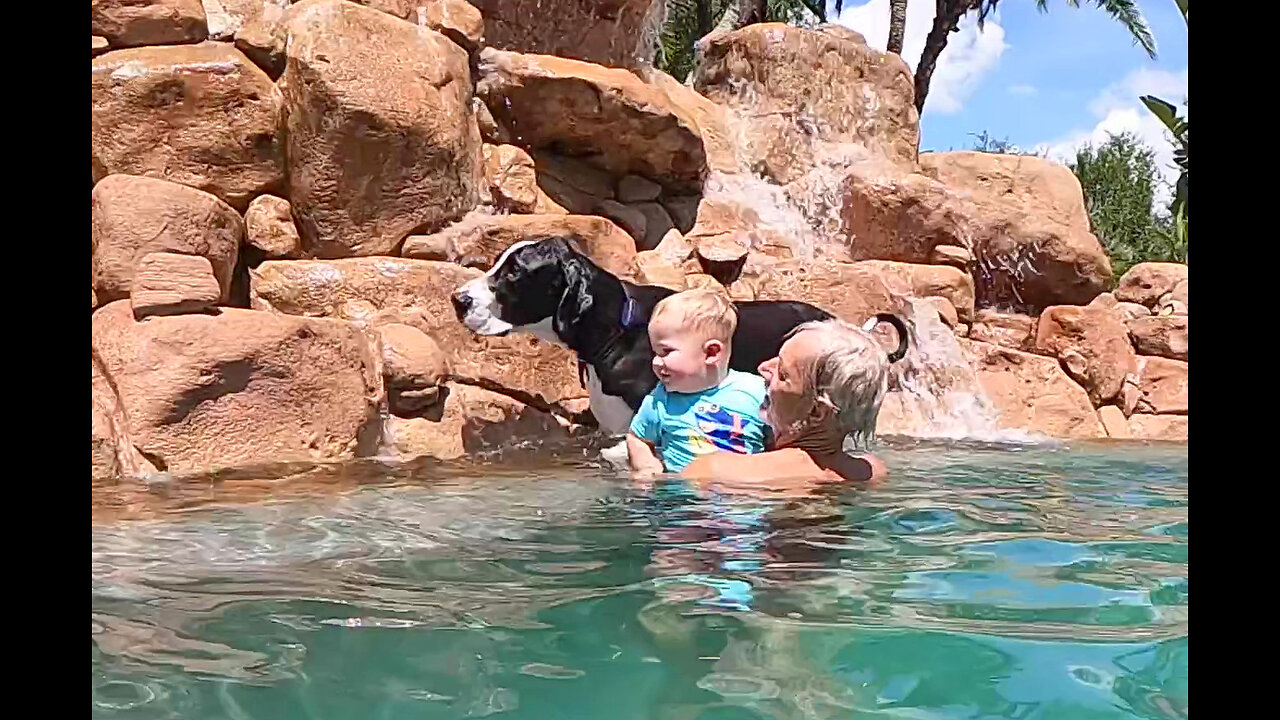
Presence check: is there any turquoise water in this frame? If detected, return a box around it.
[92,441,1187,719]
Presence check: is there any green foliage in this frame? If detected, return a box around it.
[655,0,825,82]
[1137,1,1188,249]
[1068,132,1185,279]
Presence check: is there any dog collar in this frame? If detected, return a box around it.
[620,295,643,330]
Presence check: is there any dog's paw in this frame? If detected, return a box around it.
[599,439,630,469]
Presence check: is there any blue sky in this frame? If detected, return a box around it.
[835,0,1187,185]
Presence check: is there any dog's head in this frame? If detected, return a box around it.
[450,238,592,340]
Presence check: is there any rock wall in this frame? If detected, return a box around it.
[90,4,1188,479]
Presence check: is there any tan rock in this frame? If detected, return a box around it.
[1134,356,1188,415]
[618,175,662,203]
[233,0,289,79]
[634,251,687,290]
[1115,262,1188,307]
[919,151,1112,310]
[281,0,480,257]
[753,259,974,324]
[244,194,303,259]
[533,151,617,200]
[652,228,693,267]
[1097,405,1131,439]
[385,384,569,461]
[92,301,383,474]
[922,296,959,329]
[1127,315,1188,361]
[477,48,709,192]
[420,0,484,52]
[685,274,728,295]
[1161,277,1189,313]
[957,339,1106,439]
[401,213,637,277]
[92,174,242,304]
[1114,301,1151,322]
[130,253,221,318]
[1034,297,1138,406]
[930,244,972,269]
[1127,414,1188,442]
[474,96,510,144]
[968,309,1036,352]
[474,0,662,69]
[92,42,285,211]
[685,194,799,264]
[693,23,918,182]
[92,0,208,48]
[93,36,110,55]
[93,352,157,480]
[483,144,541,213]
[377,323,449,417]
[249,258,586,409]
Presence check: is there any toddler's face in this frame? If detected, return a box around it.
[649,315,722,394]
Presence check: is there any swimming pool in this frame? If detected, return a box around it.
[91,440,1187,719]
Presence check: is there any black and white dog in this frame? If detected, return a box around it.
[450,238,909,435]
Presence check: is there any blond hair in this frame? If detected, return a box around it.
[651,288,738,343]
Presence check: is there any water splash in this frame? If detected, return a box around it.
[882,299,1047,445]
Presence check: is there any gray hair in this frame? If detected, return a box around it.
[787,318,891,450]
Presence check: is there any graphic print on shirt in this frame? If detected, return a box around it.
[689,402,755,455]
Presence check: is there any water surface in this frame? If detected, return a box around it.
[92,440,1188,719]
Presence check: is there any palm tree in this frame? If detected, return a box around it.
[1139,0,1187,243]
[915,1,1156,114]
[888,0,908,54]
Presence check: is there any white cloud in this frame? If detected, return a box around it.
[1008,84,1037,97]
[837,0,1009,115]
[1034,67,1187,203]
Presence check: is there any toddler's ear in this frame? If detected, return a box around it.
[704,339,726,362]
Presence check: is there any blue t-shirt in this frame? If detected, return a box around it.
[629,370,769,472]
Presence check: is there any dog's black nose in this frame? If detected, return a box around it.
[450,290,472,319]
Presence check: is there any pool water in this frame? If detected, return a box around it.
[92,441,1188,719]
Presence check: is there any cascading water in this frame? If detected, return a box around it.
[879,299,1046,445]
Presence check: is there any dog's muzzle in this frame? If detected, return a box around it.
[450,290,472,321]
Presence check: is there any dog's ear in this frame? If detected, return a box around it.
[553,256,594,340]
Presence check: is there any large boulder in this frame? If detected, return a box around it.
[958,339,1106,439]
[92,0,208,48]
[476,49,713,193]
[967,309,1036,352]
[92,174,242,304]
[93,351,157,481]
[693,23,919,183]
[1115,262,1188,308]
[384,384,570,461]
[281,0,481,257]
[472,0,663,68]
[91,301,383,475]
[1034,296,1138,406]
[752,259,975,323]
[1134,356,1188,415]
[402,213,637,276]
[91,42,285,211]
[1127,414,1188,442]
[248,258,586,410]
[919,151,1113,310]
[1127,315,1189,361]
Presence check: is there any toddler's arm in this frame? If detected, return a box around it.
[626,432,665,476]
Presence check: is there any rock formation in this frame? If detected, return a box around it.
[89,5,1189,480]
